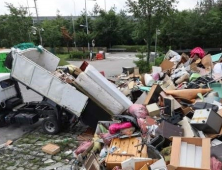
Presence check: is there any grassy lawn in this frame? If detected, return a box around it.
[56,54,69,66]
[56,54,87,66]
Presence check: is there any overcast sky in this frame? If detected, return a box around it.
[0,0,199,16]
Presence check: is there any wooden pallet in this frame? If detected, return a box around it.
[105,137,148,170]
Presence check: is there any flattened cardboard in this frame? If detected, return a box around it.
[160,91,181,110]
[201,54,213,71]
[160,60,174,72]
[144,84,163,105]
[170,137,211,170]
[161,75,176,90]
[135,160,156,170]
[84,153,100,170]
[42,143,60,155]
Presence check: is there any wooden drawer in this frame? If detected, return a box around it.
[105,137,148,170]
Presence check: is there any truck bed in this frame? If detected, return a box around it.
[11,48,88,117]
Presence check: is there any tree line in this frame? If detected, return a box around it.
[0,0,222,54]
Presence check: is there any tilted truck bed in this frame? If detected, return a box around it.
[11,48,88,117]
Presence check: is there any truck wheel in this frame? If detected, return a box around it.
[42,116,60,134]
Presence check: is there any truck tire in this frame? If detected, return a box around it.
[42,116,60,134]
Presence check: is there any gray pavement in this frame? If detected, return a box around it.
[69,52,137,77]
[0,52,137,144]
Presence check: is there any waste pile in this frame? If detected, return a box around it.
[52,47,222,170]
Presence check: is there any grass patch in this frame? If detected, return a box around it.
[57,54,69,66]
[56,53,85,66]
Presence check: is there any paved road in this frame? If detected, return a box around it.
[69,52,137,77]
[0,52,137,144]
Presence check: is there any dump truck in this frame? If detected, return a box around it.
[0,48,89,134]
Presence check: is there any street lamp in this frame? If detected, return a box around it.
[72,0,77,47]
[33,0,43,46]
[154,28,160,65]
[104,0,106,12]
[30,26,44,44]
[85,0,96,51]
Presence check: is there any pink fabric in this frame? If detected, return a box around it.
[190,47,205,58]
[100,133,112,145]
[74,141,93,155]
[152,73,160,81]
[128,104,149,118]
[211,157,222,170]
[109,122,133,134]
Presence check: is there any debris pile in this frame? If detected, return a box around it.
[51,47,222,170]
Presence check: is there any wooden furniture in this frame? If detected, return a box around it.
[105,137,148,170]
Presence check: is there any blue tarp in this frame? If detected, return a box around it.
[211,53,222,62]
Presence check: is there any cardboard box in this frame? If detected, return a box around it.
[146,103,160,117]
[42,143,60,155]
[169,137,211,170]
[105,137,148,170]
[144,84,163,105]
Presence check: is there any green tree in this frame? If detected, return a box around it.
[92,9,121,47]
[126,0,176,63]
[41,19,62,48]
[0,3,32,47]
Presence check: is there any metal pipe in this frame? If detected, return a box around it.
[33,0,43,46]
[154,28,157,65]
[104,0,106,11]
[85,0,90,51]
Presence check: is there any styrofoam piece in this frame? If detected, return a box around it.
[195,146,202,168]
[211,139,222,146]
[150,158,167,170]
[75,72,124,115]
[178,117,195,137]
[121,157,151,169]
[186,144,195,167]
[180,142,187,166]
[84,65,132,109]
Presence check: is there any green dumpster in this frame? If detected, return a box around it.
[0,49,10,73]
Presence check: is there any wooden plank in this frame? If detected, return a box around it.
[140,163,149,170]
[201,139,211,169]
[170,137,181,167]
[105,138,121,166]
[135,160,153,170]
[119,138,130,162]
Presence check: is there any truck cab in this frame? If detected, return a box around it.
[0,73,21,108]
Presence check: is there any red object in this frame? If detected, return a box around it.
[211,157,222,170]
[100,71,105,77]
[96,53,104,60]
[100,133,112,145]
[80,61,89,71]
[74,141,93,155]
[137,117,156,134]
[190,47,205,59]
[109,122,133,134]
[128,104,149,118]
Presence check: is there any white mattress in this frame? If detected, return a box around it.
[75,72,125,115]
[85,65,132,109]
